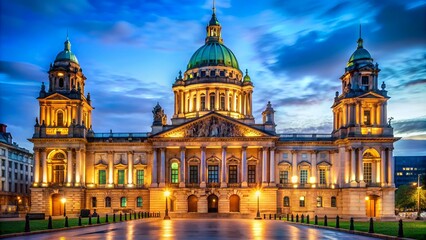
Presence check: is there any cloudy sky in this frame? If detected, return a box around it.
[1,0,425,155]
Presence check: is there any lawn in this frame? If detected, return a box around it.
[282,216,426,240]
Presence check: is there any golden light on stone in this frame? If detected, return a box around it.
[365,196,369,201]
[164,190,171,197]
[61,197,66,204]
[291,176,298,183]
[46,128,69,135]
[57,72,64,77]
[309,176,316,183]
[255,190,261,197]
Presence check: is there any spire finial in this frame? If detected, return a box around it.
[357,24,363,49]
[212,0,216,14]
[359,23,362,39]
[67,28,69,41]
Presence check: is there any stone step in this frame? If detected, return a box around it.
[169,213,254,219]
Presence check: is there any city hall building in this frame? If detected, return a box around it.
[29,8,398,219]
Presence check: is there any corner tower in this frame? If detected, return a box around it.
[332,28,392,138]
[171,5,254,125]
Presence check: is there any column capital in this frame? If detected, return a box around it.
[290,150,297,154]
[180,146,186,151]
[387,147,394,151]
[107,151,114,155]
[222,145,228,150]
[39,147,46,152]
[127,151,134,155]
[309,150,318,154]
[269,147,276,152]
[241,146,247,150]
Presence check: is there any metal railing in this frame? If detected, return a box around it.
[91,132,149,138]
[278,133,333,141]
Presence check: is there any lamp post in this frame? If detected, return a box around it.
[416,174,422,220]
[164,190,170,220]
[61,197,67,217]
[255,190,262,220]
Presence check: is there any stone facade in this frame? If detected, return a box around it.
[29,8,398,220]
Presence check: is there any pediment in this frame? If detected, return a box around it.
[154,112,272,138]
[358,92,385,99]
[43,93,71,101]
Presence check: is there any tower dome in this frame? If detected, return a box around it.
[187,43,239,70]
[347,28,372,67]
[55,37,79,64]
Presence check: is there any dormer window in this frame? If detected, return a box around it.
[364,110,371,125]
[362,76,369,91]
[59,78,64,88]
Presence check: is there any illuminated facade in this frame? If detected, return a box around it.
[30,8,398,219]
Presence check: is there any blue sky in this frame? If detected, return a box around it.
[1,0,425,155]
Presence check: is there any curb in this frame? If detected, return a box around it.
[0,218,159,239]
[283,221,413,240]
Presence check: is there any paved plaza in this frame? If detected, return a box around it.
[5,219,379,240]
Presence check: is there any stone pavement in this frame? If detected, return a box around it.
[4,219,380,240]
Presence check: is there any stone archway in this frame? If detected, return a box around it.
[188,195,198,212]
[51,194,62,216]
[366,195,379,217]
[229,194,240,212]
[208,194,218,213]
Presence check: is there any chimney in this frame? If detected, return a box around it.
[0,124,6,133]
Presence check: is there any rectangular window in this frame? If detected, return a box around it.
[283,196,290,207]
[279,170,289,184]
[331,196,337,207]
[121,197,127,207]
[105,197,111,207]
[137,197,143,207]
[299,196,305,207]
[362,76,369,85]
[171,167,179,183]
[319,169,326,184]
[118,170,125,184]
[208,165,219,183]
[228,165,237,183]
[316,196,323,207]
[92,197,97,208]
[364,110,371,125]
[200,96,206,110]
[300,169,308,184]
[136,170,144,185]
[99,170,106,184]
[364,163,372,183]
[210,95,215,110]
[189,165,198,183]
[248,165,256,183]
[220,95,225,110]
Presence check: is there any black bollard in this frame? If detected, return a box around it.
[89,216,92,225]
[324,215,328,226]
[134,212,137,219]
[78,216,82,226]
[65,216,69,227]
[24,214,30,232]
[269,214,271,220]
[97,215,100,224]
[287,213,289,221]
[296,214,299,222]
[113,213,116,222]
[48,216,53,229]
[301,214,304,223]
[279,215,282,220]
[130,212,132,220]
[142,212,144,219]
[120,213,122,222]
[106,214,109,223]
[307,214,310,224]
[368,217,374,233]
[398,219,404,237]
[314,215,318,225]
[125,213,127,221]
[138,212,140,219]
[291,214,294,222]
[350,217,354,231]
[263,214,266,219]
[274,214,277,220]
[335,215,340,228]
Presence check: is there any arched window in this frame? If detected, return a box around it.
[105,197,111,207]
[316,196,323,207]
[136,197,143,207]
[299,196,305,207]
[228,95,232,110]
[283,196,290,207]
[57,111,64,127]
[59,78,64,88]
[200,94,206,110]
[121,197,127,207]
[193,96,197,111]
[209,93,215,110]
[331,196,337,207]
[171,162,179,183]
[52,152,65,184]
[220,94,225,110]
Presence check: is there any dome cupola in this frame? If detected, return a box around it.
[55,37,79,64]
[347,26,372,68]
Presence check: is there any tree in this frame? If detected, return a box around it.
[395,185,417,211]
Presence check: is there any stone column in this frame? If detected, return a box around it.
[225,90,229,111]
[345,148,350,184]
[127,151,134,187]
[173,91,177,115]
[372,105,376,125]
[81,149,86,185]
[262,147,268,186]
[33,148,40,186]
[206,89,210,111]
[159,148,166,187]
[180,147,186,188]
[200,146,206,188]
[241,146,247,187]
[310,151,317,184]
[350,148,356,183]
[387,148,394,187]
[66,149,73,185]
[355,102,360,126]
[151,148,158,187]
[380,148,386,185]
[75,149,81,186]
[269,147,275,186]
[180,91,184,115]
[290,150,297,184]
[215,88,219,110]
[358,148,364,183]
[107,151,114,186]
[220,146,227,187]
[41,148,47,185]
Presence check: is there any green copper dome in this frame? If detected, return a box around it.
[187,42,240,70]
[347,38,372,67]
[243,69,251,82]
[55,39,79,64]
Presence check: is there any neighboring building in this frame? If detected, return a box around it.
[0,124,34,214]
[395,156,426,187]
[29,7,399,219]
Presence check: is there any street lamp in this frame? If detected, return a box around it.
[416,174,422,220]
[61,197,67,217]
[164,190,171,220]
[255,190,262,220]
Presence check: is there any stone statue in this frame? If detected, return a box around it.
[388,117,394,127]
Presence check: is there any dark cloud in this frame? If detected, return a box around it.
[404,79,426,87]
[277,120,333,134]
[393,117,426,135]
[0,61,46,84]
